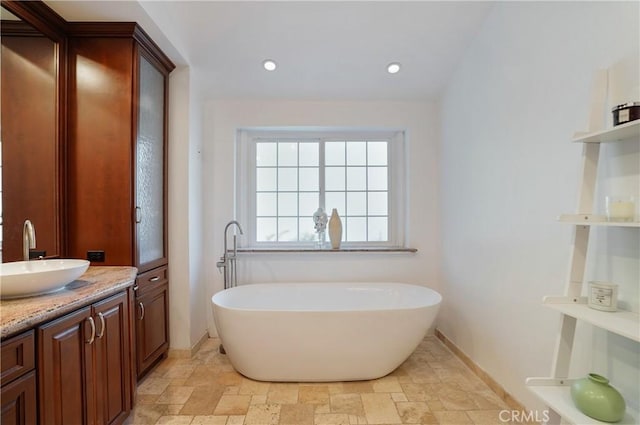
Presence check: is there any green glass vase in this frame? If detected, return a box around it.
[570,373,626,423]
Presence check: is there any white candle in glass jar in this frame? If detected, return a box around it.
[606,196,635,222]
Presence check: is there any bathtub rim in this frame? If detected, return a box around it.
[211,281,442,313]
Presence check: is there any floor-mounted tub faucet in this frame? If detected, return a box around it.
[23,219,36,261]
[217,220,244,289]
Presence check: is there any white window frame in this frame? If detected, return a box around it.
[236,128,406,249]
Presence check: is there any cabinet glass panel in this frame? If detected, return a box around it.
[136,56,165,265]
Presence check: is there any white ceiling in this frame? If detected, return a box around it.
[45,1,493,101]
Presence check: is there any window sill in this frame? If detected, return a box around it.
[237,247,417,254]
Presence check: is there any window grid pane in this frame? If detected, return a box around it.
[340,141,389,242]
[256,139,389,244]
[256,141,318,242]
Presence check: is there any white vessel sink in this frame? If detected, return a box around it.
[0,259,90,299]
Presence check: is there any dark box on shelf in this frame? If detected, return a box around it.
[612,102,640,126]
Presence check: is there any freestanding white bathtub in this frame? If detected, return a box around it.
[211,282,442,382]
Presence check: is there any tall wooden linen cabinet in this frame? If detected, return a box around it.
[66,23,175,380]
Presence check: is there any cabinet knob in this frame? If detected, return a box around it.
[86,316,96,344]
[96,312,105,339]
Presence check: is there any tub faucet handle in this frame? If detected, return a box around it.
[216,256,226,273]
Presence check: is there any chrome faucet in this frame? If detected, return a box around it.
[217,220,244,289]
[23,219,36,261]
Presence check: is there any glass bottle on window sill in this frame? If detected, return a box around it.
[317,230,327,249]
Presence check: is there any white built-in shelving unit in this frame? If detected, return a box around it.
[571,120,640,144]
[558,214,640,227]
[526,120,640,425]
[542,296,640,342]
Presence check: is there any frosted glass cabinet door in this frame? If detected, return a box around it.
[136,55,166,267]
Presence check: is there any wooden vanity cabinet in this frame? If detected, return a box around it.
[38,291,131,425]
[65,24,175,380]
[66,24,174,273]
[135,266,170,377]
[0,331,37,425]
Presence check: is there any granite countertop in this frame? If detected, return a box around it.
[0,266,137,339]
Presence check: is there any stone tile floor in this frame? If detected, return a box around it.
[125,336,530,425]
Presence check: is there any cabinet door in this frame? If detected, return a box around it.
[1,34,60,263]
[135,52,167,272]
[39,306,94,425]
[0,371,37,425]
[136,283,169,377]
[1,331,35,385]
[67,37,135,266]
[93,292,131,425]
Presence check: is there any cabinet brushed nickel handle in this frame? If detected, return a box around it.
[135,206,142,224]
[96,312,105,339]
[150,276,160,282]
[138,302,145,320]
[133,285,139,292]
[86,317,96,344]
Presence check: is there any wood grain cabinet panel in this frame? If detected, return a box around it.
[0,371,37,425]
[93,293,131,425]
[0,9,63,263]
[38,292,131,425]
[135,282,169,377]
[0,331,35,384]
[66,25,175,381]
[66,26,174,273]
[0,331,37,425]
[39,306,93,425]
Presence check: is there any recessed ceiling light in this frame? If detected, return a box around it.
[263,59,277,71]
[387,62,401,74]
